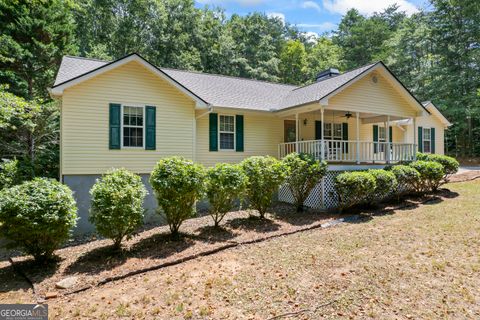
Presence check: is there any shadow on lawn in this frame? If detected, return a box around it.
[64,233,195,275]
[193,225,237,243]
[0,264,33,293]
[0,257,60,292]
[227,215,281,233]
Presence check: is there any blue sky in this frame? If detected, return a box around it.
[195,0,428,35]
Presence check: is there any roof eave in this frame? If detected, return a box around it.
[51,53,209,107]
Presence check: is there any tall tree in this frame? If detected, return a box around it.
[279,40,307,85]
[0,0,77,100]
[306,37,344,83]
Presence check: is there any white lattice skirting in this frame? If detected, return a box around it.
[278,170,352,210]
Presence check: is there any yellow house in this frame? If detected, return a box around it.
[50,53,451,232]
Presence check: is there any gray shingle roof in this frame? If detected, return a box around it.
[54,56,108,86]
[52,55,379,111]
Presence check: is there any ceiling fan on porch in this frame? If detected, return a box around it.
[341,112,353,119]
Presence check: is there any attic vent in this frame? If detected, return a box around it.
[372,75,378,83]
[316,68,340,82]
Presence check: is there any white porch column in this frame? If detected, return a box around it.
[320,107,325,161]
[413,117,417,160]
[295,113,299,152]
[356,112,360,164]
[386,115,391,164]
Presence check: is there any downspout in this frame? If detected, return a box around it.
[194,104,213,162]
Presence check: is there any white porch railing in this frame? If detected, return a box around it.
[278,139,416,163]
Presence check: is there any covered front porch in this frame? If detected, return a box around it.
[277,107,418,164]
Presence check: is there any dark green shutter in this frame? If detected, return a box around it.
[389,126,393,143]
[109,103,121,149]
[315,121,322,140]
[418,126,423,152]
[235,115,244,152]
[342,123,348,152]
[431,128,435,153]
[209,113,218,151]
[145,106,156,150]
[373,125,378,153]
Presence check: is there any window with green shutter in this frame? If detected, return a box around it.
[109,103,121,149]
[418,126,423,152]
[145,106,156,150]
[209,113,218,151]
[235,115,244,152]
[373,125,378,153]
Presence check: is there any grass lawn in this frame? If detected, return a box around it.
[3,180,480,319]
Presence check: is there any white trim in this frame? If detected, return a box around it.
[218,114,236,151]
[423,102,452,127]
[50,54,208,108]
[120,104,146,149]
[422,127,432,154]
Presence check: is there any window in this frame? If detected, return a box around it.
[323,123,342,139]
[378,126,386,152]
[122,106,144,148]
[219,115,235,150]
[423,128,431,153]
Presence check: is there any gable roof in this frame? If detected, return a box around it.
[51,53,426,113]
[422,101,452,127]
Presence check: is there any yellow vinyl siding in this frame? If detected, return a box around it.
[405,115,446,154]
[196,110,283,167]
[327,71,419,118]
[61,61,195,175]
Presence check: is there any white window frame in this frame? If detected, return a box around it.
[423,127,432,153]
[323,122,342,140]
[378,126,386,152]
[218,114,236,151]
[121,104,146,149]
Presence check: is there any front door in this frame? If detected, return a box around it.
[284,120,296,143]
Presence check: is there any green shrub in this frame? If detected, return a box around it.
[410,160,444,192]
[241,156,286,218]
[150,157,205,236]
[335,171,376,209]
[418,153,459,183]
[390,165,420,196]
[89,169,148,249]
[367,169,398,203]
[0,178,77,262]
[282,153,327,212]
[205,163,247,227]
[0,159,21,190]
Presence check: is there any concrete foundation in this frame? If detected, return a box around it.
[63,174,163,235]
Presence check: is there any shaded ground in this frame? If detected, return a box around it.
[1,180,478,319]
[0,203,345,300]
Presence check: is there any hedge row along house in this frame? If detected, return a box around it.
[49,53,451,233]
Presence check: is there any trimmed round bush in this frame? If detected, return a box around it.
[335,171,376,209]
[206,163,248,227]
[367,169,397,203]
[241,156,287,218]
[282,153,328,212]
[150,157,206,236]
[0,178,77,262]
[410,160,444,192]
[390,165,420,196]
[418,153,459,183]
[89,169,148,249]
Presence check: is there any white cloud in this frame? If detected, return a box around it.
[304,31,320,43]
[196,0,269,6]
[267,12,286,24]
[297,21,336,32]
[322,0,419,16]
[301,1,322,13]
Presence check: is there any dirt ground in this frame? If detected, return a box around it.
[1,178,479,319]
